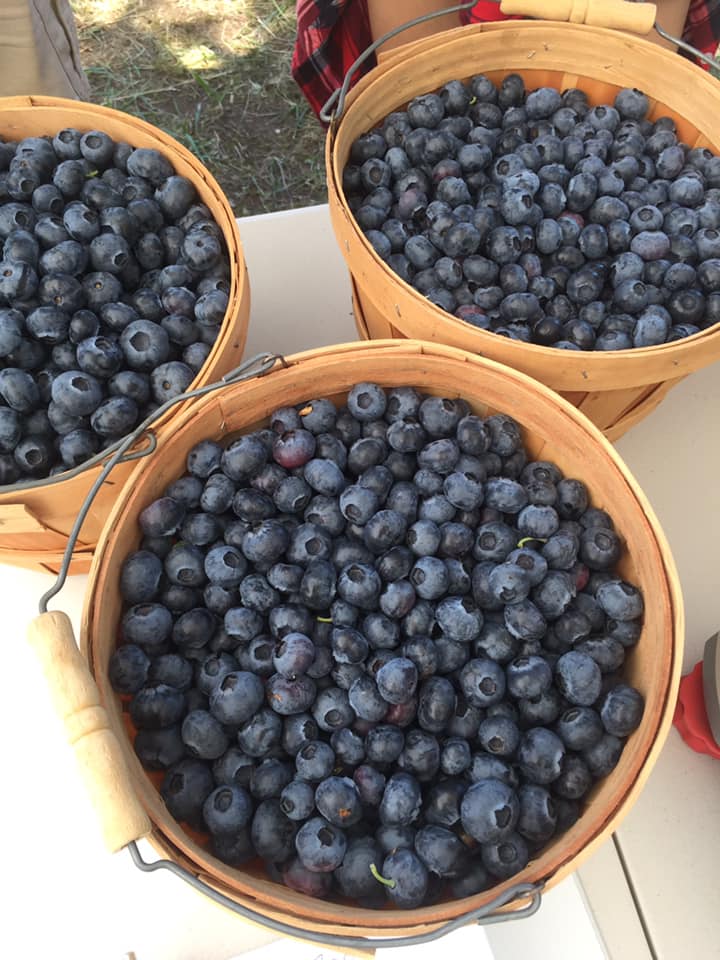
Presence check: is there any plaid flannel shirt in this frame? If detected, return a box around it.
[292,0,720,120]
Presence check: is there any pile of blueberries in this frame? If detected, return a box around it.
[343,78,720,350]
[110,382,645,909]
[0,129,230,484]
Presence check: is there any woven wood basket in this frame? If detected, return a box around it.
[49,340,683,941]
[0,96,250,575]
[326,20,720,441]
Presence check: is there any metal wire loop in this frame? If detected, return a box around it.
[116,431,157,463]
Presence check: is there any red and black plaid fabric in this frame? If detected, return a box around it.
[291,0,373,121]
[292,1,720,120]
[684,0,720,63]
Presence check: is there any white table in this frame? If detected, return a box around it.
[3,205,719,960]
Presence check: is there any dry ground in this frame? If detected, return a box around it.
[71,0,328,215]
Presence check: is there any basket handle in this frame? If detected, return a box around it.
[500,0,656,34]
[127,840,544,948]
[27,610,152,853]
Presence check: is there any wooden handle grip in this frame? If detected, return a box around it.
[500,0,657,33]
[27,610,151,853]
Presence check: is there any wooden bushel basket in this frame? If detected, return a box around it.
[326,20,720,441]
[0,96,250,575]
[33,340,681,942]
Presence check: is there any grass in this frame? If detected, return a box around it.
[70,0,328,216]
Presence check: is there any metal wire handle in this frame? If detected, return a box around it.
[37,351,282,614]
[319,0,718,124]
[128,841,544,946]
[654,22,720,69]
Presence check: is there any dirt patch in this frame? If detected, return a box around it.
[72,0,328,216]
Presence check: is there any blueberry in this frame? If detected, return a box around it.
[116,320,169,373]
[201,544,246,586]
[480,832,529,881]
[202,784,252,836]
[294,815,347,873]
[161,759,214,829]
[579,525,621,570]
[475,714,521,759]
[668,175,705,207]
[374,771,421,829]
[216,435,267,484]
[108,643,151,694]
[74,130,113,169]
[575,635,625,674]
[295,738,336,781]
[251,798,298,863]
[122,148,173,186]
[582,732,624,778]
[429,730,471,777]
[208,671,264,726]
[335,837,384,901]
[515,783,557,844]
[0,307,25,357]
[179,709,227,760]
[131,723,185,772]
[148,361,194,404]
[412,825,468,884]
[596,579,644,620]
[504,653,552,699]
[0,366,40,413]
[279,778,315,821]
[667,289,705,327]
[370,847,427,909]
[86,232,131,275]
[421,777,466,834]
[460,777,519,843]
[269,632,314,678]
[194,652,238,696]
[312,775,362,828]
[459,658,506,708]
[237,707,282,758]
[555,650,602,706]
[248,757,292,800]
[211,747,254,789]
[0,406,21,453]
[600,684,644,737]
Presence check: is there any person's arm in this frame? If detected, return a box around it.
[367,0,695,55]
[366,0,462,53]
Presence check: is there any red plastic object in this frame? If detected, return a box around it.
[673,660,720,759]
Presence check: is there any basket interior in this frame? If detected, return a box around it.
[0,98,246,370]
[82,343,679,935]
[0,97,249,558]
[327,22,720,399]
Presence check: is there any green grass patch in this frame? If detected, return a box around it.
[72,0,328,215]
